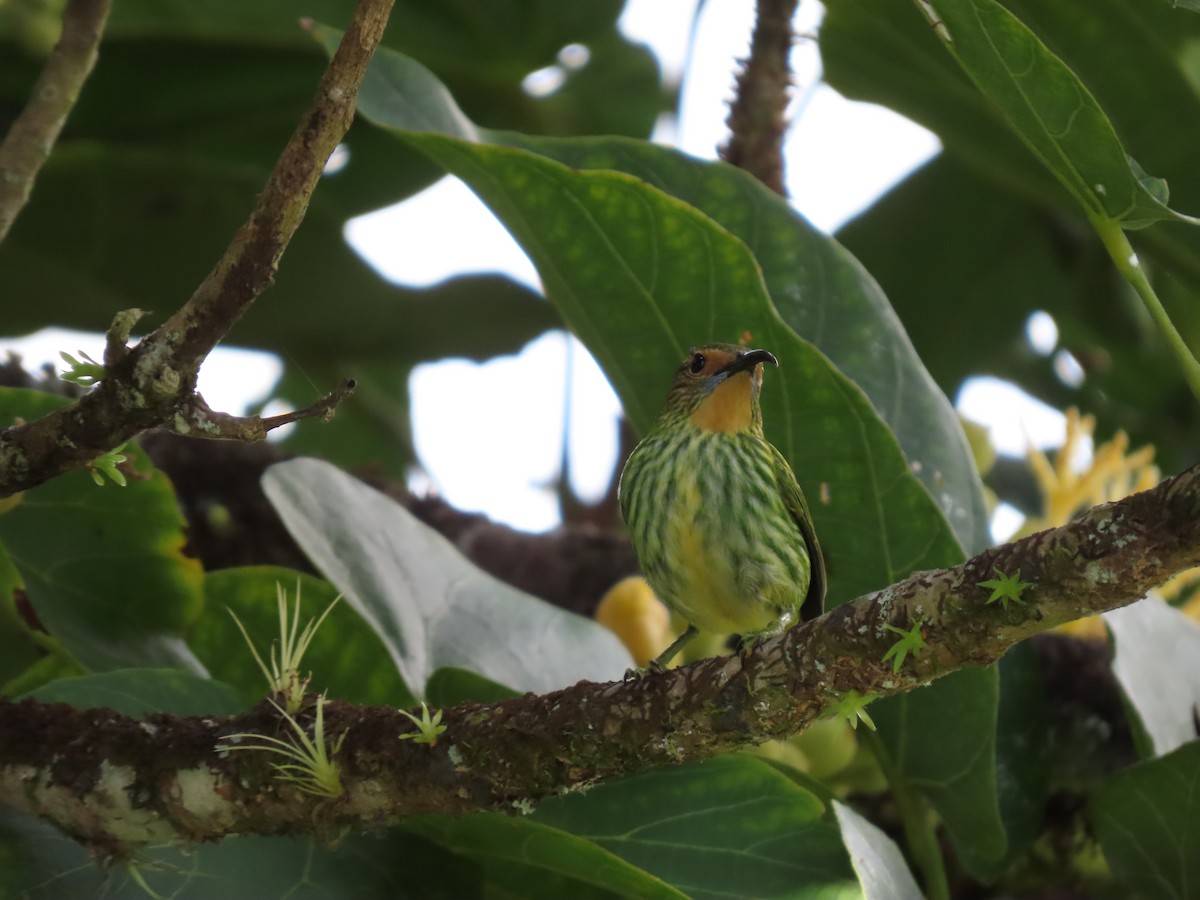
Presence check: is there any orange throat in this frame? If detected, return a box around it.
[689,370,757,433]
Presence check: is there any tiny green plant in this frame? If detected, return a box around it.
[398,702,447,746]
[87,444,128,486]
[220,695,346,798]
[978,567,1035,611]
[228,580,341,714]
[124,859,166,900]
[827,689,878,731]
[58,349,105,386]
[882,619,928,673]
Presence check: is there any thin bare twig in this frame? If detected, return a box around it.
[1,463,1197,855]
[719,0,799,196]
[0,0,111,243]
[0,0,395,498]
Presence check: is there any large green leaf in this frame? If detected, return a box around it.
[1091,740,1200,899]
[871,666,1007,875]
[0,389,204,673]
[500,136,990,555]
[530,756,860,899]
[193,566,414,708]
[407,814,685,900]
[920,0,1196,229]
[262,458,632,699]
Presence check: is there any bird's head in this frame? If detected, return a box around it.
[663,343,778,433]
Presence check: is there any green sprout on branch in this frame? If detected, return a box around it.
[398,702,447,746]
[58,349,105,386]
[228,581,341,714]
[220,695,346,798]
[87,444,128,486]
[882,619,928,673]
[978,567,1034,611]
[827,689,878,731]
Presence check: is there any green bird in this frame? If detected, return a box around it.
[618,343,826,670]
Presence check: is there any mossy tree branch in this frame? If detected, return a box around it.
[0,0,111,243]
[1,463,1197,859]
[0,0,396,499]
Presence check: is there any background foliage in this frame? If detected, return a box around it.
[1,0,1198,896]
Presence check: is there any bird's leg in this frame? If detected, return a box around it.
[737,609,795,657]
[648,625,700,673]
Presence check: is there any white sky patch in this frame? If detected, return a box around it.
[344,177,540,291]
[956,376,1069,456]
[409,332,620,532]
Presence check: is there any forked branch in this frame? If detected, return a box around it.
[0,0,396,498]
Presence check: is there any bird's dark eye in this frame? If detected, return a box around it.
[689,353,705,374]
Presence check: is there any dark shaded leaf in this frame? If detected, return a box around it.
[23,669,246,717]
[531,756,859,900]
[407,814,685,900]
[0,389,204,673]
[0,810,478,899]
[871,667,1007,876]
[1091,740,1200,900]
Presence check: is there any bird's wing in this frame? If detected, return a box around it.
[771,446,826,620]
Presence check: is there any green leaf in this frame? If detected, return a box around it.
[985,642,1051,879]
[0,810,478,899]
[407,814,684,900]
[919,0,1197,228]
[823,0,1200,291]
[871,666,1007,876]
[0,389,205,673]
[21,669,246,717]
[1105,596,1200,758]
[425,666,521,706]
[832,800,922,899]
[262,458,632,699]
[193,566,414,708]
[1091,740,1200,900]
[531,756,859,899]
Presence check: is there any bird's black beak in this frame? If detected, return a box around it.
[723,348,778,376]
